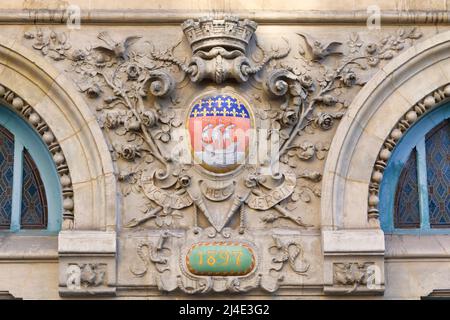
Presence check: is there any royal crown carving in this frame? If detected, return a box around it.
[151,16,288,84]
[182,16,257,53]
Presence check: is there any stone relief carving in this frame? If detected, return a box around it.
[24,28,71,60]
[333,262,375,293]
[0,84,74,229]
[66,263,107,289]
[269,235,310,276]
[368,83,450,222]
[23,17,422,295]
[150,17,290,84]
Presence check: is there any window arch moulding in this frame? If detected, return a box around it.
[374,98,450,234]
[368,84,450,233]
[0,84,73,230]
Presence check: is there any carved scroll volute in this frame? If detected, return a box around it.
[144,70,175,98]
[264,69,299,97]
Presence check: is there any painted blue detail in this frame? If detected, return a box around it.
[10,139,23,232]
[21,148,48,228]
[190,95,250,118]
[425,120,450,227]
[380,103,450,235]
[0,126,14,228]
[0,105,61,234]
[416,138,430,230]
[393,148,420,228]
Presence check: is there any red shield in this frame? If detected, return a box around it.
[188,93,252,173]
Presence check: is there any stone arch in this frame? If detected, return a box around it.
[321,30,450,230]
[0,35,117,231]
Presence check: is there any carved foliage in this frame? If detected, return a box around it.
[66,263,107,289]
[333,262,374,293]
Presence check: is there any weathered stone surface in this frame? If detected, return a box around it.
[0,1,447,300]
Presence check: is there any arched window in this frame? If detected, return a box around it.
[0,105,61,233]
[380,103,450,234]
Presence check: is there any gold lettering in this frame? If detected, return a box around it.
[232,251,243,266]
[198,251,204,265]
[218,250,230,266]
[207,250,217,266]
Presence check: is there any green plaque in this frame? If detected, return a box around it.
[186,242,256,276]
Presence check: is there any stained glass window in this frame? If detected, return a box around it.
[394,149,420,228]
[425,120,450,228]
[385,110,450,233]
[0,126,14,229]
[20,148,47,229]
[0,123,48,231]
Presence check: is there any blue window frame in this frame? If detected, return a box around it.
[0,105,61,233]
[380,103,450,234]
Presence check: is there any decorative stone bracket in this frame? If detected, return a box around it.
[322,229,385,295]
[58,231,117,297]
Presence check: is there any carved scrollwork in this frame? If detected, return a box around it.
[269,235,310,276]
[130,230,181,276]
[264,69,299,97]
[144,70,175,98]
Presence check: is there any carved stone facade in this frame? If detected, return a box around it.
[0,1,449,299]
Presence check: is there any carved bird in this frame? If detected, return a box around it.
[94,31,141,61]
[297,32,342,61]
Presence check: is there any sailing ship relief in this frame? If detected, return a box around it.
[187,93,253,173]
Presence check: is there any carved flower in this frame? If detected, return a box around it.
[281,109,298,126]
[365,43,378,54]
[315,112,334,130]
[119,144,141,161]
[299,74,314,88]
[103,111,120,129]
[341,69,357,87]
[123,114,142,131]
[141,110,158,127]
[71,49,87,61]
[126,63,141,80]
[86,83,102,98]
